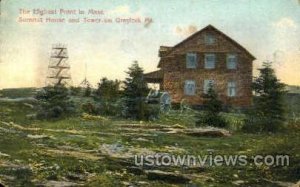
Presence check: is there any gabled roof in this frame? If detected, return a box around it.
[158,24,256,67]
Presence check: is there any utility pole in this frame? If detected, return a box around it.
[79,62,92,88]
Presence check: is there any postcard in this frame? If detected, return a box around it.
[0,0,299,186]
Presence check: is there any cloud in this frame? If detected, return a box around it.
[273,17,297,29]
[174,24,198,37]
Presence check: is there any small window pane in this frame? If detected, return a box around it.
[184,80,196,95]
[204,80,214,94]
[227,54,237,69]
[186,53,197,69]
[227,81,236,97]
[205,54,216,69]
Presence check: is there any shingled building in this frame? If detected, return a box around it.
[144,25,255,107]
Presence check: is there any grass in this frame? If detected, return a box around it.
[0,87,37,98]
[0,98,299,186]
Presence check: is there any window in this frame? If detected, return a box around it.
[205,33,215,45]
[186,53,197,69]
[203,80,214,94]
[227,81,236,97]
[205,54,216,69]
[227,54,237,69]
[184,80,196,95]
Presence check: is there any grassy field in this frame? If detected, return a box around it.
[0,94,299,186]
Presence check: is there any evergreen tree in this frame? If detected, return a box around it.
[204,84,223,115]
[36,85,75,119]
[84,85,92,97]
[123,61,149,120]
[70,86,81,96]
[243,62,286,132]
[93,77,121,115]
[196,84,227,128]
[95,77,120,101]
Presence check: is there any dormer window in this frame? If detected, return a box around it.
[205,33,215,45]
[186,53,197,69]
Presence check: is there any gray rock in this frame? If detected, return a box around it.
[26,114,36,119]
[232,180,245,185]
[66,173,86,181]
[292,181,300,187]
[185,127,231,137]
[42,180,82,187]
[145,170,190,183]
[0,152,10,157]
[137,181,149,185]
[27,134,50,139]
[24,103,34,108]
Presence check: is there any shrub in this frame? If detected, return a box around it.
[144,104,160,121]
[196,84,228,128]
[70,86,81,96]
[94,77,122,116]
[35,85,75,120]
[196,112,228,128]
[84,85,92,97]
[97,99,124,116]
[81,102,98,115]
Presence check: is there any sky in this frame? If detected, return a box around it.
[0,0,299,89]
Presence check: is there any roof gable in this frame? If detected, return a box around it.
[158,25,255,67]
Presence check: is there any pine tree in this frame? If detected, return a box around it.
[204,84,223,115]
[95,77,120,101]
[93,77,121,115]
[196,84,227,128]
[245,62,286,132]
[123,61,149,120]
[36,85,75,119]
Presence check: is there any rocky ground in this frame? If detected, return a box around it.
[0,101,299,186]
